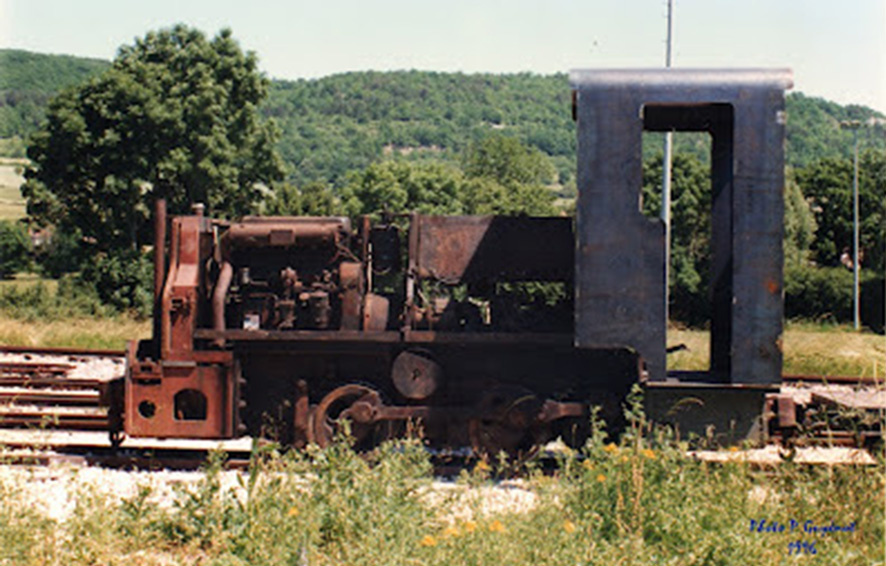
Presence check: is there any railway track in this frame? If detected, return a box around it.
[0,346,882,470]
[0,346,124,432]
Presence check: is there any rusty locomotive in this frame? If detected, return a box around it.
[117,69,795,454]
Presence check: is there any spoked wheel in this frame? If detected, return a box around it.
[309,384,397,450]
[468,384,548,462]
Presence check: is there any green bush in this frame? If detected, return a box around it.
[784,264,853,322]
[0,276,110,320]
[0,219,31,278]
[785,264,884,329]
[79,250,153,318]
[35,228,88,278]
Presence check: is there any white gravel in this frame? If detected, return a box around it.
[0,352,125,382]
[0,464,245,522]
[0,462,541,524]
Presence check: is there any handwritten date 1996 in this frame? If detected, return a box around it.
[788,541,817,555]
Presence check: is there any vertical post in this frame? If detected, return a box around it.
[852,128,860,330]
[841,120,862,331]
[153,198,167,350]
[661,0,674,324]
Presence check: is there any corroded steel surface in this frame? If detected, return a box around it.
[571,68,792,384]
[414,216,573,283]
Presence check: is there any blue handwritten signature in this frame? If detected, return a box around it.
[749,519,856,534]
[748,519,856,555]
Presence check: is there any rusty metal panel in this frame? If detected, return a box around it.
[570,69,792,384]
[125,351,236,439]
[161,217,204,360]
[645,382,776,445]
[415,215,573,283]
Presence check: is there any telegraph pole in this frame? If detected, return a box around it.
[840,120,861,330]
[662,0,674,322]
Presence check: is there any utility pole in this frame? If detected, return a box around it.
[840,120,861,330]
[662,0,674,323]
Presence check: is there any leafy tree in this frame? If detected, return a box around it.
[642,153,711,324]
[463,134,556,187]
[460,134,557,216]
[79,249,153,316]
[338,136,557,218]
[22,25,285,254]
[35,227,88,278]
[795,150,886,273]
[264,181,340,216]
[0,220,30,278]
[783,170,818,269]
[340,161,467,217]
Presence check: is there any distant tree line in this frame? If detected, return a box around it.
[3,48,884,175]
[1,32,884,330]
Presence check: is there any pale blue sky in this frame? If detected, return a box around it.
[1,0,883,111]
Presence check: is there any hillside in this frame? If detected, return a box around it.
[1,49,884,183]
[0,50,109,151]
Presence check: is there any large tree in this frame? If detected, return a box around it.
[795,150,886,273]
[337,135,557,218]
[23,25,285,253]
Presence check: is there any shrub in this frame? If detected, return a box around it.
[784,264,853,322]
[78,249,153,318]
[0,219,31,278]
[35,228,88,278]
[785,263,884,330]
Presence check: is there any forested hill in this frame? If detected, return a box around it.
[266,72,886,186]
[0,49,110,140]
[2,49,884,184]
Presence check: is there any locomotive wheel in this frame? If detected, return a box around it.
[309,384,395,450]
[468,385,547,461]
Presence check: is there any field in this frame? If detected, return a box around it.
[668,323,885,378]
[0,158,26,220]
[0,282,883,565]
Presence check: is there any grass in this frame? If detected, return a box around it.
[0,421,883,565]
[668,323,885,378]
[0,161,26,220]
[0,315,150,349]
[0,273,59,293]
[0,273,150,349]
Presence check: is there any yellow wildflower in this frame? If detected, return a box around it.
[604,443,618,453]
[442,525,460,538]
[581,459,594,471]
[596,474,606,483]
[474,460,491,473]
[420,535,437,547]
[729,446,740,453]
[463,520,477,533]
[620,455,629,463]
[642,448,656,460]
[562,519,577,534]
[287,506,299,518]
[488,519,506,533]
